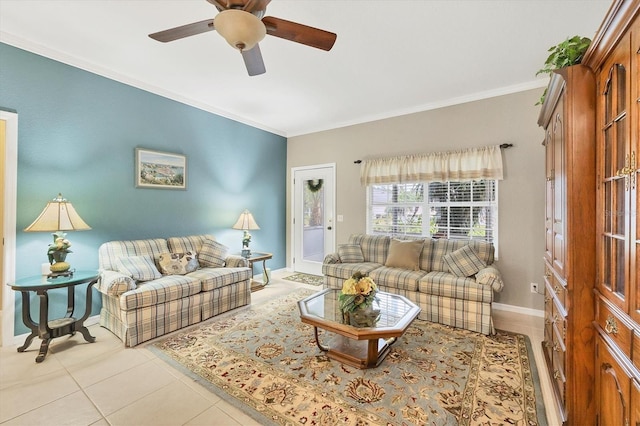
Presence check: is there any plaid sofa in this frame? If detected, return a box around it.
[322,234,504,335]
[97,234,251,347]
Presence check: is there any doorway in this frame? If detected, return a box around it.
[292,164,335,276]
[1,110,18,347]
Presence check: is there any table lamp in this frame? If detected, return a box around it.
[231,209,260,257]
[24,193,91,275]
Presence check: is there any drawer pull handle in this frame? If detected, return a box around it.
[553,369,560,380]
[605,315,619,335]
[554,285,562,294]
[553,343,560,352]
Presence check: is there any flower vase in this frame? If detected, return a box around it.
[342,310,351,325]
[347,305,381,328]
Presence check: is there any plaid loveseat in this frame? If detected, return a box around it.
[322,234,504,335]
[97,234,251,346]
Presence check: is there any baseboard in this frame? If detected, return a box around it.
[493,302,544,318]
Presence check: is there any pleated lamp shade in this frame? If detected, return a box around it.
[24,193,91,232]
[231,209,260,231]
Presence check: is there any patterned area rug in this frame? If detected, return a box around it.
[151,289,546,425]
[282,272,324,286]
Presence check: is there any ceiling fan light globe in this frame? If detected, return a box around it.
[214,9,266,51]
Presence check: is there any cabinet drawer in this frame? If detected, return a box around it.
[552,320,566,379]
[544,264,567,309]
[633,334,640,372]
[596,298,633,359]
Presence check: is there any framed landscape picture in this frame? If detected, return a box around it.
[135,148,187,190]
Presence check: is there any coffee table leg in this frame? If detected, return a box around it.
[313,326,329,352]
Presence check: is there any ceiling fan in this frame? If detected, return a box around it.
[149,0,337,76]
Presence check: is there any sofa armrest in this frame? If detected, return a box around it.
[97,270,136,297]
[323,253,341,264]
[476,266,504,292]
[225,255,248,268]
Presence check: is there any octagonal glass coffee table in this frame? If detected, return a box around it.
[298,288,420,369]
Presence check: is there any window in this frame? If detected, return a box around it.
[367,179,498,250]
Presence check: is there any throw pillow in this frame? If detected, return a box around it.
[198,239,229,268]
[384,239,423,271]
[158,251,199,275]
[337,244,365,263]
[116,255,162,282]
[443,245,486,277]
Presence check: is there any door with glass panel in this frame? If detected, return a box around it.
[292,165,335,276]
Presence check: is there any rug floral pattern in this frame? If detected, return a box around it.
[152,290,543,425]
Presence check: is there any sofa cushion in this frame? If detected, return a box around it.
[322,262,382,281]
[368,267,427,292]
[443,245,486,277]
[158,251,199,275]
[348,234,390,264]
[337,244,365,263]
[385,239,423,271]
[198,239,229,268]
[167,234,216,254]
[119,274,202,311]
[419,272,493,302]
[188,267,252,291]
[116,255,162,282]
[99,238,169,272]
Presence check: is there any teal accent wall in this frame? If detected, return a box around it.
[0,43,287,335]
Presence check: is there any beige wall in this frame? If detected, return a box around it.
[287,88,545,311]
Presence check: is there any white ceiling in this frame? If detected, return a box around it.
[0,0,612,137]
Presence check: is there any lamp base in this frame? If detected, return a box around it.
[50,261,71,273]
[241,249,251,258]
[48,269,75,278]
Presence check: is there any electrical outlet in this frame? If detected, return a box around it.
[531,283,539,293]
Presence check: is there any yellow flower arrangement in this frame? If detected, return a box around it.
[339,271,378,313]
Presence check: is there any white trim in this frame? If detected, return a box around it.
[0,32,547,139]
[1,110,17,347]
[493,302,544,318]
[0,33,286,138]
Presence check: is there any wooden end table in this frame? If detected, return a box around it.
[298,289,420,369]
[8,270,100,362]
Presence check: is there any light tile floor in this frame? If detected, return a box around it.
[0,271,558,425]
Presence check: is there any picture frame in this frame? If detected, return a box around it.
[135,148,187,190]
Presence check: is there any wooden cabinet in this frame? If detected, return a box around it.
[583,1,640,424]
[538,64,596,425]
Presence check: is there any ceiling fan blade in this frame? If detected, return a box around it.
[149,19,215,42]
[241,44,266,76]
[262,16,336,51]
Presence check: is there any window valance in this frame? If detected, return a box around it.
[360,144,504,185]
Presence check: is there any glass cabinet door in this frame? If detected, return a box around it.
[629,23,639,323]
[598,38,631,312]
